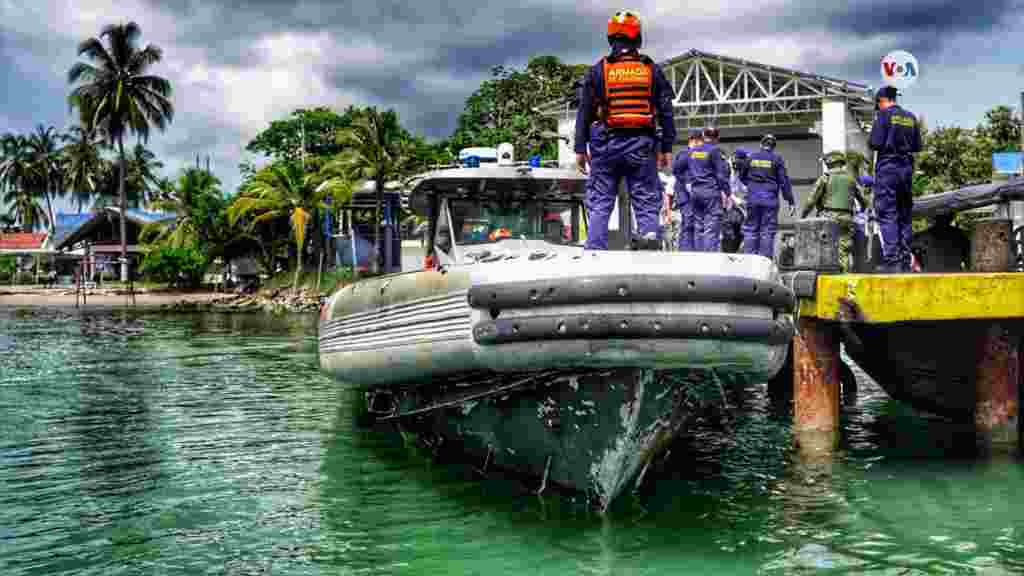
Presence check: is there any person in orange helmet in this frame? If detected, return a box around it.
[574,10,676,251]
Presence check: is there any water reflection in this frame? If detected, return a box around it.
[2,308,1022,575]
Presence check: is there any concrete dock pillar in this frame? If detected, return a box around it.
[793,317,840,452]
[975,323,1021,454]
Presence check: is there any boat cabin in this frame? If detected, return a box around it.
[408,163,589,268]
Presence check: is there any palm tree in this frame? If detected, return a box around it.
[228,161,351,291]
[62,125,106,213]
[26,125,65,236]
[142,167,222,248]
[147,176,175,208]
[0,212,17,233]
[68,21,174,282]
[0,134,48,233]
[330,108,415,274]
[127,143,164,205]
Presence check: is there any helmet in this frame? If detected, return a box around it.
[822,151,846,167]
[607,10,642,43]
[734,148,749,159]
[761,134,777,149]
[702,127,720,142]
[857,175,874,188]
[687,128,703,140]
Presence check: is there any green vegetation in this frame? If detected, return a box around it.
[138,246,206,289]
[0,255,15,282]
[448,56,588,159]
[5,27,1019,293]
[915,105,1022,195]
[229,161,351,291]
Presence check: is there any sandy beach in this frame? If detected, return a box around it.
[0,287,225,309]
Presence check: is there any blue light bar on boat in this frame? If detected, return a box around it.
[459,147,498,166]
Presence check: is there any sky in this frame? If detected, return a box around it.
[1,0,1023,214]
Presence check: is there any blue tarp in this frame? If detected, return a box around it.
[53,213,94,246]
[993,152,1023,175]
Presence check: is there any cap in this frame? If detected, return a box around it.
[734,148,749,159]
[875,86,898,109]
[688,128,703,139]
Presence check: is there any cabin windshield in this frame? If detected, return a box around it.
[448,197,579,245]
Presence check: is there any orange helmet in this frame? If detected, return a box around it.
[607,10,642,43]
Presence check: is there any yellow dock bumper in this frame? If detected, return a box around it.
[798,273,1024,323]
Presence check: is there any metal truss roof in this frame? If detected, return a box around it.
[537,49,877,131]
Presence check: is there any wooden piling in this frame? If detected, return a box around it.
[970,217,1013,272]
[793,317,840,437]
[974,323,1020,453]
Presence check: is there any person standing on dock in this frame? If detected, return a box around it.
[739,134,795,260]
[673,128,704,251]
[869,86,922,273]
[575,10,677,251]
[801,151,868,272]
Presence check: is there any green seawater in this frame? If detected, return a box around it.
[1,307,1022,575]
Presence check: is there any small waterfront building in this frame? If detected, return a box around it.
[54,207,175,281]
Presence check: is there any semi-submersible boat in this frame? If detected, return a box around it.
[318,148,797,509]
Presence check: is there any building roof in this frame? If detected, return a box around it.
[0,232,48,251]
[110,208,176,226]
[54,207,175,251]
[536,48,876,130]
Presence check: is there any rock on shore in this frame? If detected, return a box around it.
[163,288,326,314]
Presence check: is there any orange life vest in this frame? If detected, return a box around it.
[602,53,654,130]
[488,227,512,241]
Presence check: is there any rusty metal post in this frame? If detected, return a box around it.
[793,317,840,441]
[975,323,1020,453]
[970,217,1013,272]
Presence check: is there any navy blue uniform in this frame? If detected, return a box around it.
[869,104,922,271]
[672,147,694,250]
[739,149,794,259]
[674,142,729,252]
[575,41,677,250]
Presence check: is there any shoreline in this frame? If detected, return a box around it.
[0,286,324,313]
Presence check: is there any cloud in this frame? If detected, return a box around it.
[1,0,1023,198]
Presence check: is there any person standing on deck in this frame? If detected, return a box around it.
[740,134,795,259]
[673,128,703,251]
[800,151,868,273]
[678,127,729,252]
[575,10,677,251]
[869,86,922,273]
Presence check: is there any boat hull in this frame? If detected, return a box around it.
[318,250,795,509]
[368,367,701,510]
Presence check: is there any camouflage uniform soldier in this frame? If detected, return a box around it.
[800,151,868,272]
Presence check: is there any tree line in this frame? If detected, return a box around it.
[3,20,1019,289]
